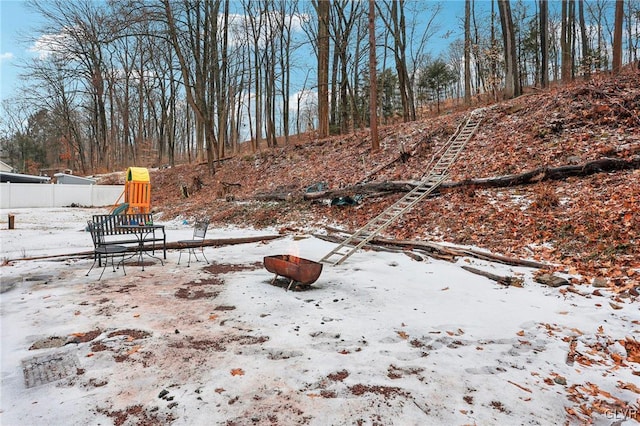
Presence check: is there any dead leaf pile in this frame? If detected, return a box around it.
[537,323,640,424]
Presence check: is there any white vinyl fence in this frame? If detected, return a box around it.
[0,183,124,208]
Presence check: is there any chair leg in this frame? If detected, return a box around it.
[86,259,98,276]
[179,248,194,266]
[119,254,126,276]
[98,260,108,280]
[187,248,195,267]
[88,253,126,279]
[200,247,209,264]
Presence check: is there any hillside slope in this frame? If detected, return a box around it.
[152,69,640,288]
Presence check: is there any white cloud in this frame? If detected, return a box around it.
[0,52,15,63]
[29,29,74,60]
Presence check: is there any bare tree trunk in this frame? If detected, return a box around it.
[561,0,574,83]
[613,0,624,74]
[539,0,549,87]
[390,0,414,122]
[316,0,330,138]
[627,1,639,66]
[368,0,379,151]
[217,0,230,159]
[464,0,471,104]
[497,0,520,98]
[578,0,590,79]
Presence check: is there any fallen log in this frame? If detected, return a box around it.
[323,226,551,268]
[316,231,456,261]
[461,266,523,287]
[313,234,409,256]
[297,156,640,202]
[263,181,414,202]
[9,235,284,262]
[457,247,549,269]
[446,156,640,189]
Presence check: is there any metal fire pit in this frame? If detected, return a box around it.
[263,255,323,291]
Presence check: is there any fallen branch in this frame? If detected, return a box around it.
[294,156,640,202]
[261,181,415,202]
[323,226,550,268]
[312,234,417,257]
[446,156,640,189]
[461,266,523,287]
[9,235,284,262]
[458,248,548,269]
[507,380,533,393]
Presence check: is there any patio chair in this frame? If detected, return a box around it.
[86,220,128,279]
[178,220,210,267]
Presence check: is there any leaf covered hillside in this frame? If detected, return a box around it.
[151,69,640,288]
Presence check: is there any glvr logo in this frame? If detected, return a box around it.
[605,407,639,420]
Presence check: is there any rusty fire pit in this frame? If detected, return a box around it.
[263,255,323,291]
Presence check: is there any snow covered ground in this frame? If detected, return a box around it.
[1,207,638,425]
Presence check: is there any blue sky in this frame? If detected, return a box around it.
[0,1,501,106]
[0,0,40,103]
[0,0,476,105]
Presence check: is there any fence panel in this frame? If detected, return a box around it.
[0,183,124,209]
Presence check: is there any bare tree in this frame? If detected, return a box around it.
[368,0,379,150]
[497,0,520,98]
[27,0,122,170]
[464,0,471,104]
[315,0,330,138]
[376,0,414,122]
[626,1,639,66]
[161,0,220,173]
[613,0,625,74]
[539,0,549,87]
[578,0,591,79]
[561,0,575,82]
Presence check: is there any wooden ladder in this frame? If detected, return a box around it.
[319,111,484,266]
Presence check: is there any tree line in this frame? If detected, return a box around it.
[0,0,637,176]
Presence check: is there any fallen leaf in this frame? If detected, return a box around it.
[126,345,141,355]
[209,314,218,320]
[517,330,525,337]
[230,368,244,376]
[620,338,640,363]
[397,331,409,339]
[618,381,640,394]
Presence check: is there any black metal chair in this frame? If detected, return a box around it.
[178,220,210,267]
[86,221,128,279]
